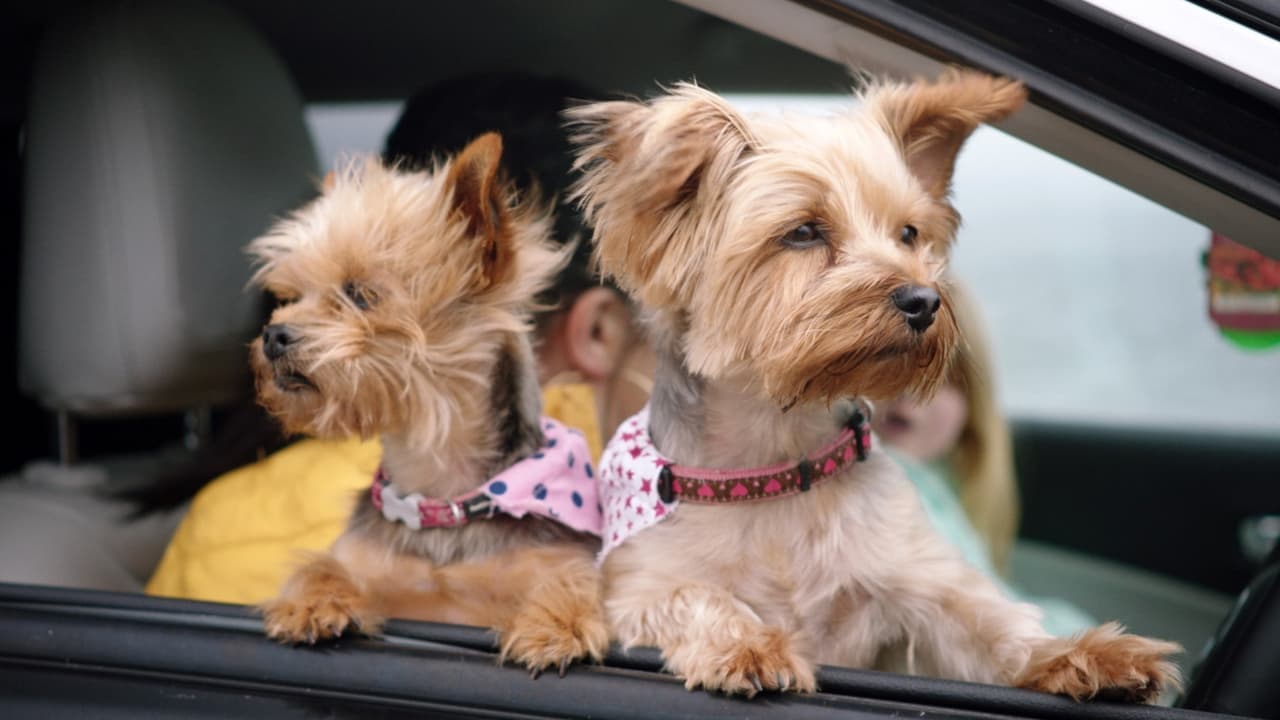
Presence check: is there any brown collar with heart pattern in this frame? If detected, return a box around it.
[656,408,872,504]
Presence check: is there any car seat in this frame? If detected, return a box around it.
[0,0,317,591]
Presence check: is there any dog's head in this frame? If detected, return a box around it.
[247,133,566,446]
[568,70,1025,406]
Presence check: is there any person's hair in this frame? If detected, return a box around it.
[382,70,611,313]
[944,280,1019,572]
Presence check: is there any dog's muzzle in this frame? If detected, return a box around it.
[262,323,297,361]
[891,285,941,332]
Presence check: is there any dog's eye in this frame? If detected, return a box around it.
[899,224,918,247]
[781,222,826,249]
[342,281,376,311]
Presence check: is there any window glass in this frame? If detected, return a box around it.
[948,125,1279,435]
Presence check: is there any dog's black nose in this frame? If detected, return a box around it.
[262,324,296,361]
[891,285,941,332]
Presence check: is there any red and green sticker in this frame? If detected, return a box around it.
[1205,232,1280,351]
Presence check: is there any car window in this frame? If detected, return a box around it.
[948,124,1279,436]
[307,95,1280,436]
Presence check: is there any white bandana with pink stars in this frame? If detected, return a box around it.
[597,405,675,563]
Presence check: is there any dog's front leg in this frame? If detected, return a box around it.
[890,539,1181,703]
[259,530,388,644]
[629,585,815,696]
[884,555,1044,685]
[1015,622,1182,702]
[491,545,610,676]
[605,556,815,696]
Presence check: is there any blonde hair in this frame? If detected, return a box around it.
[944,280,1019,572]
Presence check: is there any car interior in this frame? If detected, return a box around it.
[1,1,1277,718]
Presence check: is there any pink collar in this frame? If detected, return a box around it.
[598,404,871,559]
[371,416,602,536]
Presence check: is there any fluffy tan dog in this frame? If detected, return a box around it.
[568,71,1182,700]
[250,133,607,674]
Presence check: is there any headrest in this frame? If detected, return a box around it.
[19,0,317,416]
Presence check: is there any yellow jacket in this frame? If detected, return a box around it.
[146,384,601,605]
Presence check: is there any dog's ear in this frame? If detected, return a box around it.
[446,132,510,289]
[566,84,753,307]
[868,69,1026,201]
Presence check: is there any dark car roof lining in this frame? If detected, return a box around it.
[0,2,849,150]
[216,0,851,101]
[0,582,1243,720]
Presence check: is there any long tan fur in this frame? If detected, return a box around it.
[251,133,606,673]
[568,70,1181,700]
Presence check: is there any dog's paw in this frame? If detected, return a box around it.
[261,589,381,645]
[679,628,816,698]
[1017,622,1182,703]
[499,599,609,677]
[260,559,382,644]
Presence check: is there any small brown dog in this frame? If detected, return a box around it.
[249,133,607,674]
[568,71,1182,700]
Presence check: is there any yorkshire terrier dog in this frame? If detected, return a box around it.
[250,133,607,674]
[568,71,1182,700]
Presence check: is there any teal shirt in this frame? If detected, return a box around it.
[885,448,1096,638]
